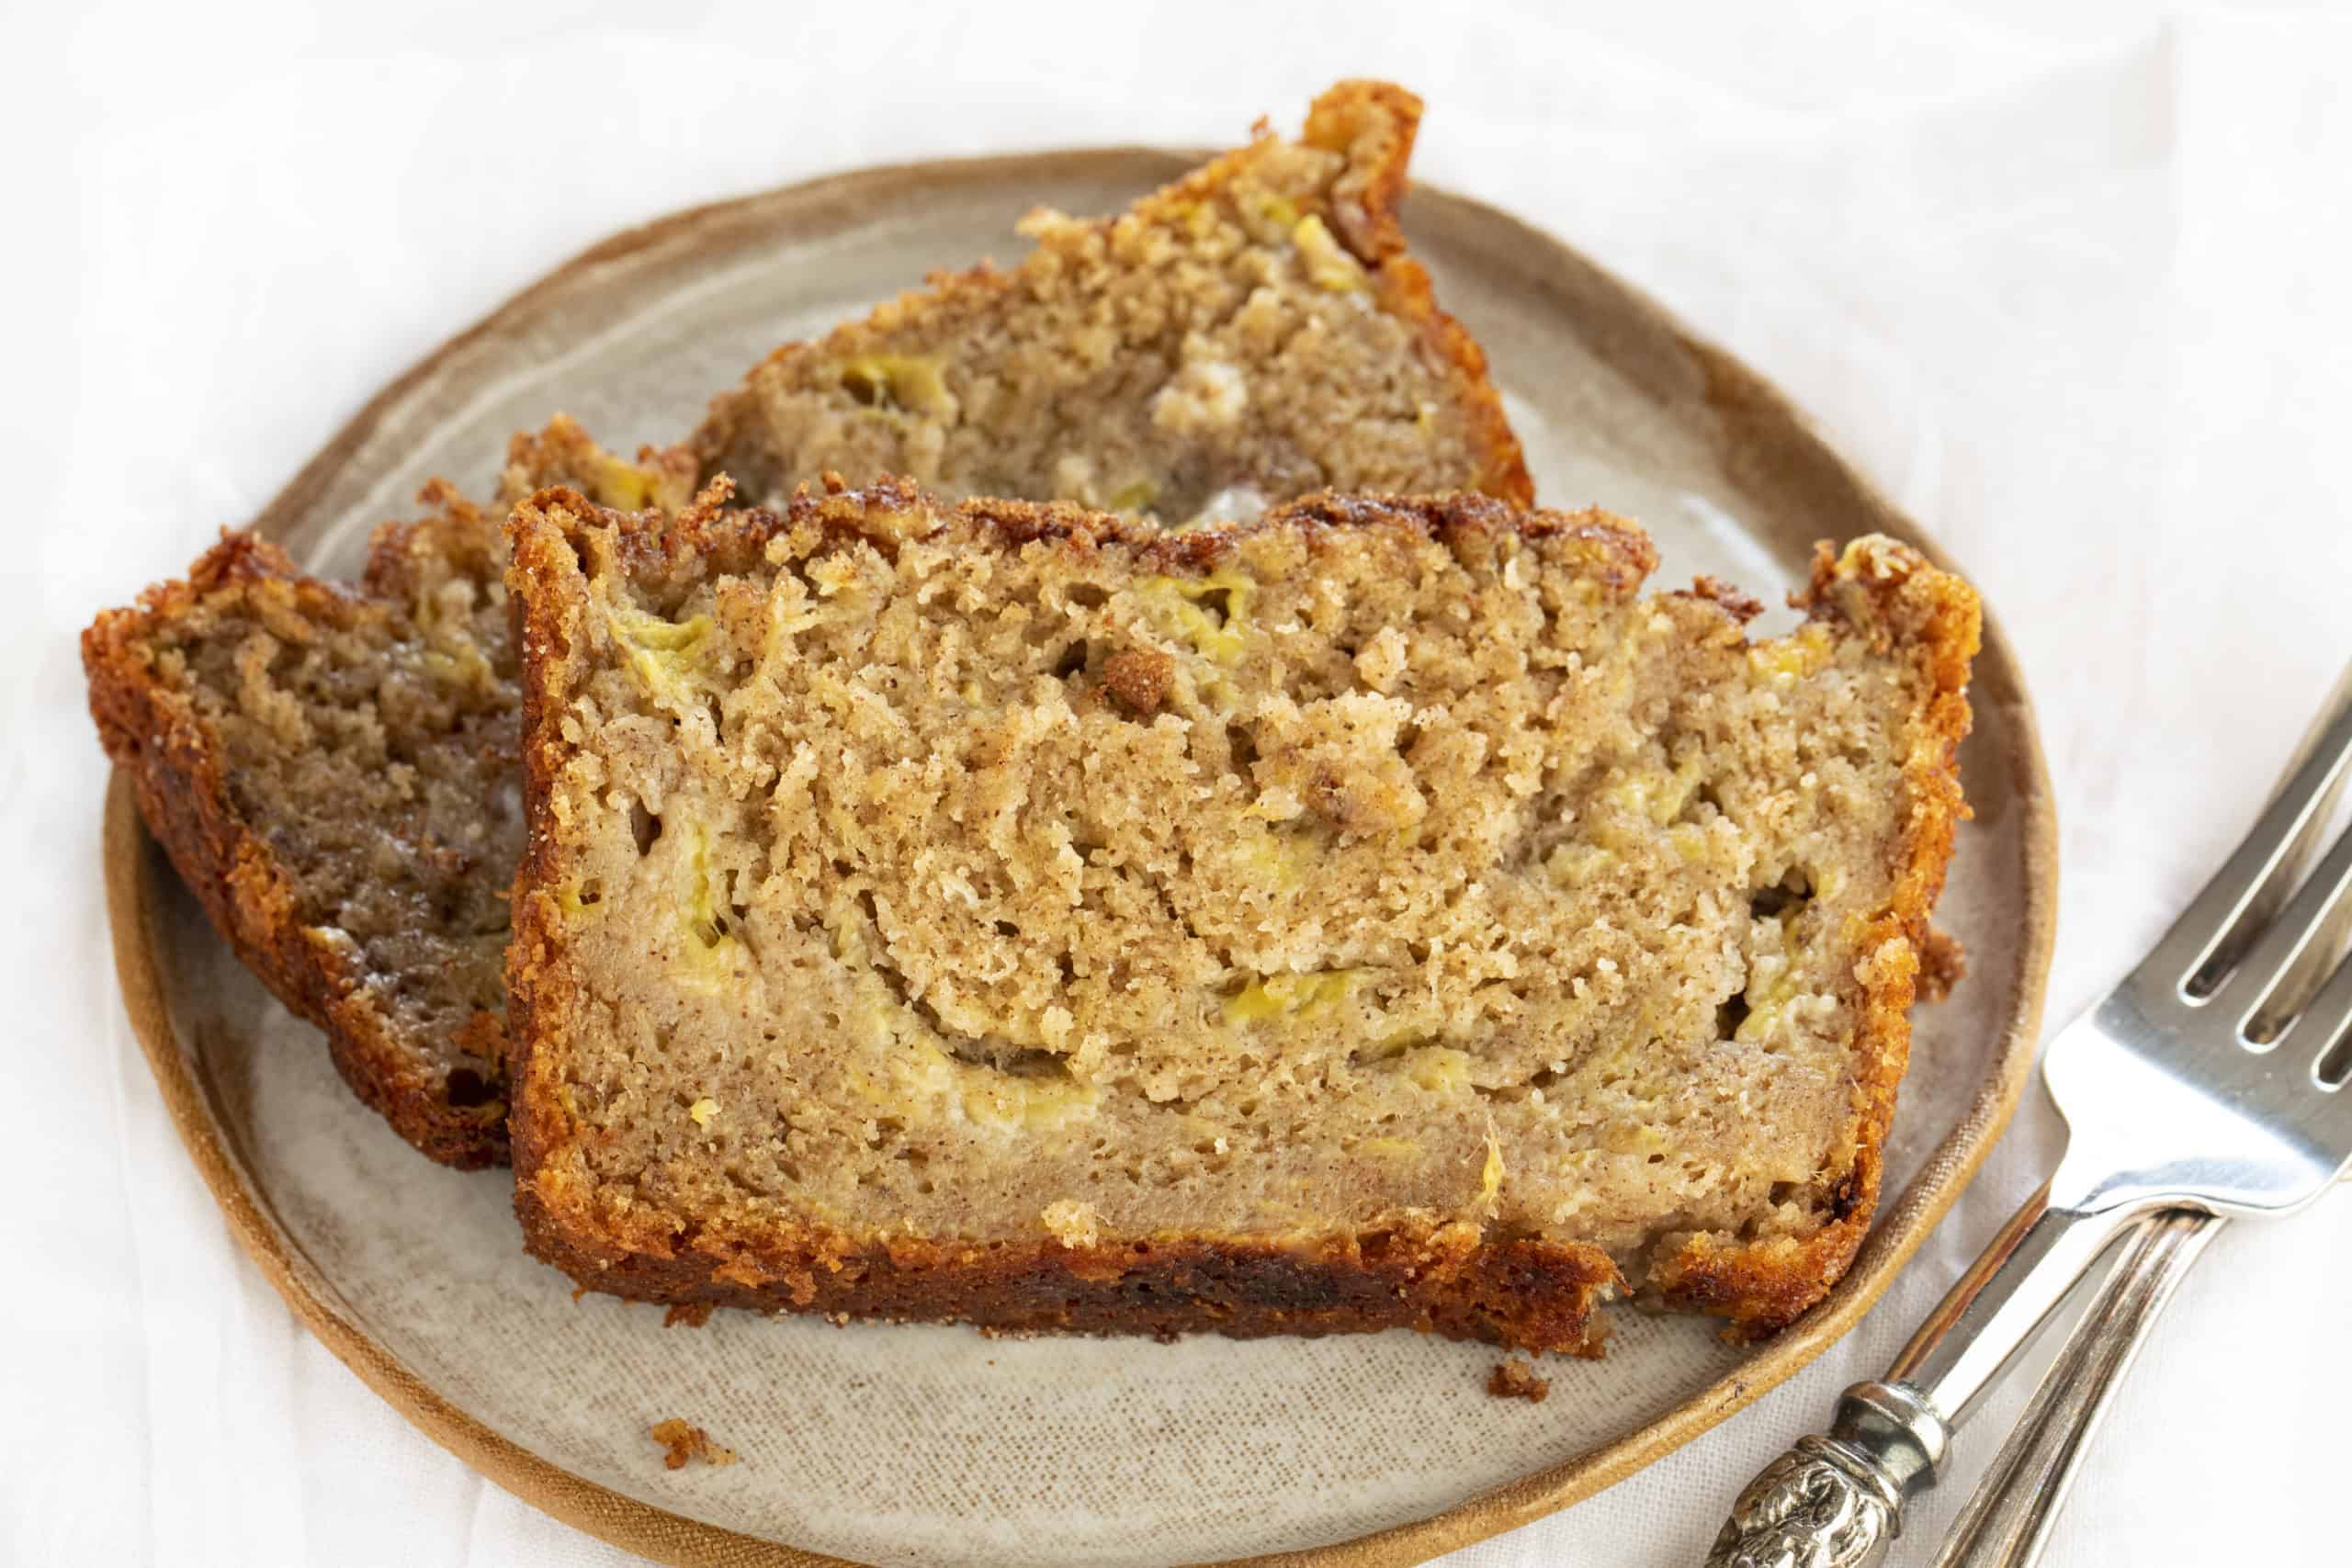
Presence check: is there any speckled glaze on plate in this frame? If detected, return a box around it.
[101,149,2056,1568]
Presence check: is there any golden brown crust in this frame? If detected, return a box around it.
[514,477,1649,596]
[515,1169,1616,1352]
[359,480,492,599]
[1647,538,1981,1338]
[84,531,505,1168]
[498,415,699,516]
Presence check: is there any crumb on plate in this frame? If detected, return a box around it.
[650,1417,739,1470]
[1487,1359,1551,1404]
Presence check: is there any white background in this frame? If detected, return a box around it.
[6,2,2348,1563]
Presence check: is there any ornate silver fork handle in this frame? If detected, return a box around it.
[1930,1207,2221,1568]
[1702,1176,2172,1568]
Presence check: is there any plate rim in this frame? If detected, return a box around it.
[99,144,2058,1568]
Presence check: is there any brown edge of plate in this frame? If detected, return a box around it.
[99,146,2059,1568]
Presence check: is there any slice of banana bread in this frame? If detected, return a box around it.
[504,481,1978,1348]
[684,80,1531,522]
[84,423,691,1167]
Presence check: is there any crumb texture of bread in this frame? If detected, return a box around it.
[81,420,691,1166]
[505,482,1978,1348]
[686,81,1530,522]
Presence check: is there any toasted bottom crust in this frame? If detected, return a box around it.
[515,1184,1617,1353]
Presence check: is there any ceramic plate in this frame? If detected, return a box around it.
[102,149,2056,1568]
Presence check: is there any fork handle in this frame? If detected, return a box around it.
[1930,1208,2222,1567]
[1704,1173,2153,1568]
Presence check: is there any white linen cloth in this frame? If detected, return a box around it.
[6,2,2346,1563]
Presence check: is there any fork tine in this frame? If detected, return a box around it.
[2280,939,2352,1089]
[2134,662,2352,999]
[2214,819,2352,1039]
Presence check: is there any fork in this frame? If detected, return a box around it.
[1704,666,2352,1568]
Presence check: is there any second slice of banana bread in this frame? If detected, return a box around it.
[685,80,1530,521]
